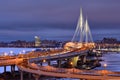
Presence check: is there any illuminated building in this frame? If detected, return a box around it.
[35,36,41,47]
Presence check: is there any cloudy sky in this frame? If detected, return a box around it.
[0,0,120,42]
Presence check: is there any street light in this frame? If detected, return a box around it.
[103,63,107,70]
[70,62,73,68]
[22,50,26,54]
[4,52,8,56]
[70,62,73,65]
[103,63,107,76]
[10,51,14,56]
[43,59,46,63]
[32,49,35,51]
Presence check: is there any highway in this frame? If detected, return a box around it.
[0,45,120,80]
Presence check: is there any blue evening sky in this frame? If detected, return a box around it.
[0,0,120,41]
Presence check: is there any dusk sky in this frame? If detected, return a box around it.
[0,0,120,42]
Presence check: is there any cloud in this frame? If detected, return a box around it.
[0,0,120,41]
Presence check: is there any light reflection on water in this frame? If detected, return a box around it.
[95,52,120,72]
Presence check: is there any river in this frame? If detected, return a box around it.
[95,52,120,72]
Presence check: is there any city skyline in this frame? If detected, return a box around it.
[0,0,120,41]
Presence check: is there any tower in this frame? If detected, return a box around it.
[71,8,84,42]
[35,36,41,47]
[71,8,93,44]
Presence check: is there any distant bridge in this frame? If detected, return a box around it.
[95,48,120,53]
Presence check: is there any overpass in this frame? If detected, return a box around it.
[0,46,120,80]
[17,61,120,80]
[29,48,88,63]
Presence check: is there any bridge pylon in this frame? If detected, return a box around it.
[71,56,79,67]
[70,8,94,67]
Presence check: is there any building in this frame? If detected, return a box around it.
[35,36,41,47]
[95,38,120,49]
[7,40,35,47]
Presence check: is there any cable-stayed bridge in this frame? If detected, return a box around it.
[0,8,120,80]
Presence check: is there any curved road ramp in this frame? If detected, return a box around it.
[17,62,120,80]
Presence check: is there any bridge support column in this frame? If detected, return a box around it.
[71,56,79,67]
[28,73,32,80]
[40,62,42,66]
[33,74,40,80]
[4,66,6,72]
[80,55,87,63]
[57,60,61,68]
[83,55,87,63]
[48,61,50,65]
[67,58,70,62]
[11,65,15,72]
[20,71,23,80]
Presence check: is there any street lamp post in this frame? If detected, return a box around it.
[43,59,46,63]
[42,59,46,66]
[70,62,73,68]
[103,63,107,79]
[27,56,29,64]
[73,68,75,73]
[103,63,107,71]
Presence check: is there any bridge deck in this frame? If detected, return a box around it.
[0,47,120,80]
[17,63,120,80]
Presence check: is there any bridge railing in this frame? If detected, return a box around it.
[28,63,103,76]
[39,65,120,76]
